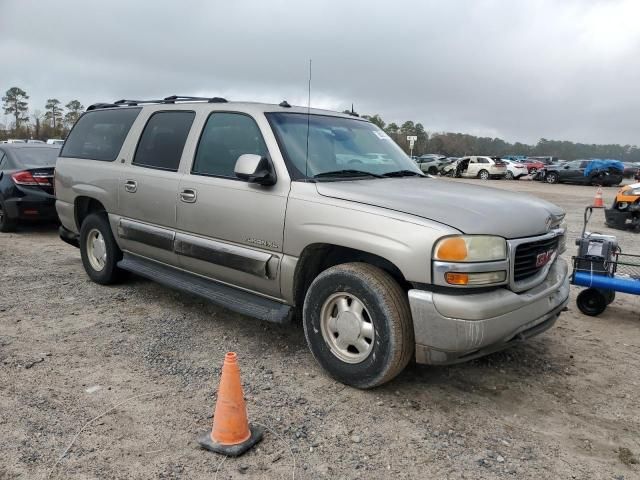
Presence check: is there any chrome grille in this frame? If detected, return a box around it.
[513,236,560,281]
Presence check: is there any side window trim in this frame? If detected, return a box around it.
[132,110,196,172]
[190,111,270,181]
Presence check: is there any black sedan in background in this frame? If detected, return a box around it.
[538,159,623,186]
[0,144,59,232]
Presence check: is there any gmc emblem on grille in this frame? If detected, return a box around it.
[535,249,555,268]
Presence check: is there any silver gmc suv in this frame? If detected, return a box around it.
[55,96,569,388]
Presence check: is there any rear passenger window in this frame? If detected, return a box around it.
[61,108,141,161]
[133,111,195,171]
[192,113,268,178]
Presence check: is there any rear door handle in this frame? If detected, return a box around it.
[180,188,197,203]
[124,180,137,193]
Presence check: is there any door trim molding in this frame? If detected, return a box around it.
[174,232,276,279]
[117,218,175,251]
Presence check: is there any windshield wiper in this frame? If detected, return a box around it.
[313,169,383,179]
[381,170,425,177]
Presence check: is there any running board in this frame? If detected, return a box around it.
[118,254,292,324]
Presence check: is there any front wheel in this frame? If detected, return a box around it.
[478,169,490,180]
[79,213,126,285]
[303,263,414,389]
[545,172,559,184]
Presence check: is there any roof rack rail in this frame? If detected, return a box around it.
[86,95,229,111]
[163,95,228,103]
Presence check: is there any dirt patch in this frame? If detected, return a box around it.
[619,447,638,466]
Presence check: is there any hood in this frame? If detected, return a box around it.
[315,177,565,239]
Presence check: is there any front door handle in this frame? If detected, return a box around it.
[180,188,197,203]
[124,180,137,193]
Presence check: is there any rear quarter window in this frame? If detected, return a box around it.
[61,108,141,161]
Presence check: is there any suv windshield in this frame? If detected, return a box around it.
[267,113,422,179]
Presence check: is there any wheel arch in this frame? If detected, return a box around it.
[74,196,107,230]
[291,243,409,316]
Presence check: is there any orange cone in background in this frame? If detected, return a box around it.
[198,352,263,456]
[593,187,604,208]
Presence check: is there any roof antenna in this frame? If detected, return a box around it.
[305,59,312,178]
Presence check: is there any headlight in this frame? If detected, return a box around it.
[434,235,507,262]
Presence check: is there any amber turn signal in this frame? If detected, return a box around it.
[436,237,468,261]
[445,272,469,285]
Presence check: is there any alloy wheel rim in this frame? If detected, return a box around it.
[320,292,375,364]
[86,228,107,271]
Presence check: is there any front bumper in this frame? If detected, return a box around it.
[409,258,569,365]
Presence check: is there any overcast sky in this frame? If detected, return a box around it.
[1,0,639,145]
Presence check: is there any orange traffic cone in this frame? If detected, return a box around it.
[593,187,604,208]
[198,352,263,456]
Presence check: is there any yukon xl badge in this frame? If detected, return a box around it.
[246,238,280,249]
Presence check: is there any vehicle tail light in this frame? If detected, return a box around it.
[11,170,51,186]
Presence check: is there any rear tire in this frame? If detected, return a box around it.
[302,263,414,389]
[505,171,514,180]
[0,200,17,233]
[478,169,490,180]
[576,288,607,316]
[79,213,126,285]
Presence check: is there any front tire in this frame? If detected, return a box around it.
[302,263,414,389]
[79,213,125,285]
[0,200,17,233]
[545,172,559,184]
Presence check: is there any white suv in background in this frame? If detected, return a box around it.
[450,156,507,180]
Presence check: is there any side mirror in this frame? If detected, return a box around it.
[564,165,570,169]
[234,154,276,186]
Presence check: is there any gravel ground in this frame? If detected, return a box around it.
[1,179,639,480]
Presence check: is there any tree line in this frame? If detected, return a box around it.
[1,87,84,141]
[355,112,640,162]
[3,86,637,162]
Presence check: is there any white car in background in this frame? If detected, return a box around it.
[504,159,529,180]
[443,156,507,179]
[47,139,65,145]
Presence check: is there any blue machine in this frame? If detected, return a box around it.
[571,206,640,315]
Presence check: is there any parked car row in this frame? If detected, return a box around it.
[1,138,65,145]
[413,154,638,186]
[534,159,626,186]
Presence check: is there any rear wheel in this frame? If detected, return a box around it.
[505,171,514,180]
[545,172,559,184]
[79,213,126,285]
[576,288,607,316]
[0,200,17,233]
[478,169,490,180]
[302,263,414,389]
[428,167,438,175]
